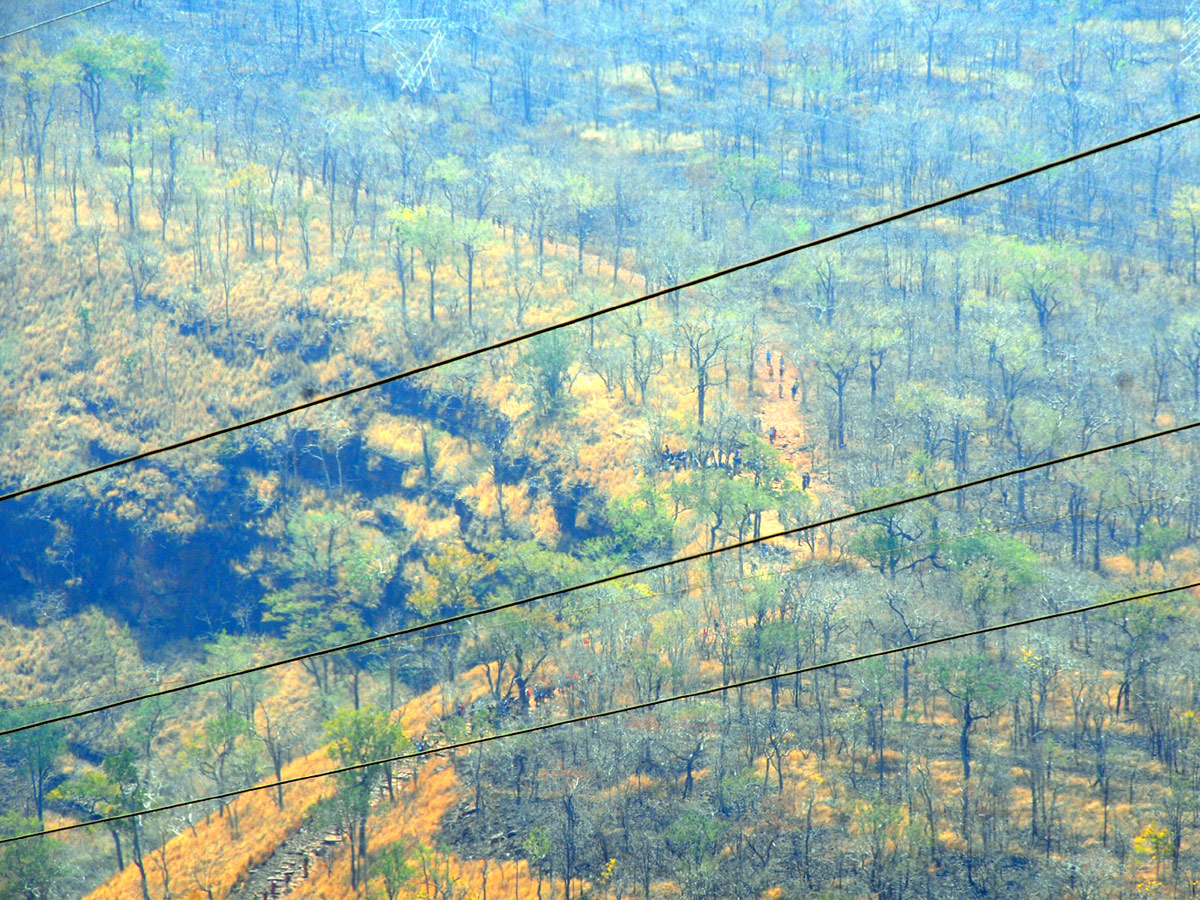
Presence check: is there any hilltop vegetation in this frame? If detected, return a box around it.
[5,1,1200,898]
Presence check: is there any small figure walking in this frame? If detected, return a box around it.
[778,356,785,379]
[791,380,799,401]
[778,381,783,399]
[766,349,773,380]
[769,426,777,444]
[802,472,811,490]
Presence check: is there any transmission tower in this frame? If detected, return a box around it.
[1184,0,1200,76]
[366,3,448,92]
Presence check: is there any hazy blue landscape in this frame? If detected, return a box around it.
[2,1,1200,898]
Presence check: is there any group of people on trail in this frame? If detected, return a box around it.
[445,676,592,735]
[649,347,819,485]
[765,349,786,381]
[659,444,746,475]
[659,446,694,471]
[765,349,802,402]
[759,350,819,491]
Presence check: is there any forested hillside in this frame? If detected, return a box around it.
[4,1,1200,898]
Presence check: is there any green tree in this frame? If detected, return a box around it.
[0,815,60,900]
[106,33,169,105]
[103,749,152,900]
[66,35,117,160]
[518,330,579,417]
[1003,397,1072,517]
[227,162,270,256]
[1130,521,1187,574]
[946,532,1040,639]
[852,795,905,896]
[390,205,459,324]
[562,172,610,273]
[427,154,472,221]
[2,38,75,231]
[669,467,745,552]
[523,825,553,900]
[807,326,868,450]
[186,711,258,832]
[490,540,582,601]
[935,654,1014,887]
[259,501,398,697]
[935,655,1013,782]
[371,841,414,900]
[0,710,65,823]
[664,807,723,865]
[406,543,495,620]
[109,34,169,232]
[454,216,497,328]
[680,310,734,427]
[893,382,984,476]
[715,154,796,228]
[466,608,557,715]
[1105,596,1174,714]
[849,478,939,577]
[995,237,1086,343]
[49,769,125,873]
[324,706,410,890]
[608,484,676,562]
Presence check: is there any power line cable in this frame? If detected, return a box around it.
[0,0,123,41]
[0,0,1188,842]
[5,577,1195,847]
[3,110,1199,506]
[2,416,1196,740]
[636,486,1200,607]
[9,482,1183,717]
[11,480,1187,716]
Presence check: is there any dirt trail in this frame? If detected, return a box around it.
[230,770,428,900]
[543,236,648,293]
[228,673,494,900]
[755,355,819,479]
[229,822,330,900]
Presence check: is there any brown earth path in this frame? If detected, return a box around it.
[754,354,819,482]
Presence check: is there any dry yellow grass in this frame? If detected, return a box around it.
[14,90,1200,900]
[84,746,336,900]
[388,495,460,545]
[287,760,547,900]
[83,663,485,900]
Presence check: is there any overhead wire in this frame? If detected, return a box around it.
[0,0,123,41]
[3,110,1200,507]
[2,2,1180,504]
[0,0,1193,855]
[4,577,1196,847]
[0,9,1195,742]
[0,0,1193,862]
[7,481,1186,718]
[634,486,1200,605]
[4,0,1197,796]
[2,416,1197,740]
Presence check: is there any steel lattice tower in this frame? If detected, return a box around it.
[366,3,447,92]
[1184,0,1200,74]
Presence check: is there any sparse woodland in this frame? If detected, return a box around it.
[6,1,1200,898]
